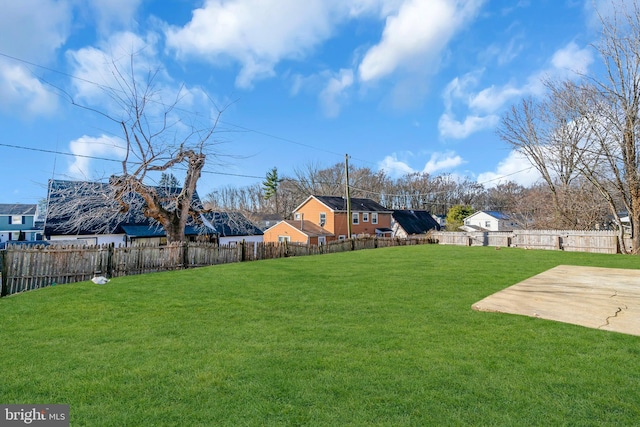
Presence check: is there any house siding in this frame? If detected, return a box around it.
[294,197,392,241]
[49,234,125,246]
[263,222,310,244]
[0,214,39,243]
[295,198,335,234]
[464,211,518,232]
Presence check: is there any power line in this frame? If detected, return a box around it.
[0,142,122,162]
[0,141,265,179]
[0,49,379,168]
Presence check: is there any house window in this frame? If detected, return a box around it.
[9,215,23,225]
[278,235,291,242]
[294,213,302,220]
[319,212,326,226]
[352,212,359,224]
[338,235,347,240]
[363,212,369,222]
[371,213,378,224]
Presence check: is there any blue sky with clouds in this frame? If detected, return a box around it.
[0,0,607,204]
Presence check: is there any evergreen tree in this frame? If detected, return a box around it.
[263,167,280,214]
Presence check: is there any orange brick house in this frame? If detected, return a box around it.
[263,195,393,244]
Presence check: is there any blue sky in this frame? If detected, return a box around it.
[0,0,606,205]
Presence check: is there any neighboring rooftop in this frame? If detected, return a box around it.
[392,210,441,234]
[202,212,264,237]
[0,204,37,216]
[313,196,391,212]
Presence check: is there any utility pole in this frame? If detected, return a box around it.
[345,153,352,239]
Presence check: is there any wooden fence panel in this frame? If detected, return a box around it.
[1,237,441,297]
[432,230,622,253]
[0,244,110,295]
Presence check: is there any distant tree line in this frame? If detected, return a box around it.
[203,161,614,232]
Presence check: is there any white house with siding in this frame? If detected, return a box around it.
[462,211,519,232]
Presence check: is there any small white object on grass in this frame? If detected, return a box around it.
[91,276,110,285]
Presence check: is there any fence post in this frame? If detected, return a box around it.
[107,243,114,277]
[1,250,7,297]
[182,241,189,269]
[241,240,246,262]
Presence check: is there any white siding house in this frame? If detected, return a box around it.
[462,211,519,232]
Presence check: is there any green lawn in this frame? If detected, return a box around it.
[1,245,640,426]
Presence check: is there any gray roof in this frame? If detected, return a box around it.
[392,210,441,234]
[483,211,511,220]
[44,179,204,236]
[201,212,263,237]
[313,195,391,212]
[0,204,37,216]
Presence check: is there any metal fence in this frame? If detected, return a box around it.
[0,236,436,297]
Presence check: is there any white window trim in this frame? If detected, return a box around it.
[352,212,359,224]
[363,212,369,222]
[371,212,378,224]
[278,235,291,242]
[319,212,326,226]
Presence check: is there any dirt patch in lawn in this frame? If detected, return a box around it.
[472,265,640,337]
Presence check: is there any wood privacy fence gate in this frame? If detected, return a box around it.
[0,236,435,297]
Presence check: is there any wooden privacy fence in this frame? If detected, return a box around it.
[0,236,436,297]
[432,230,629,254]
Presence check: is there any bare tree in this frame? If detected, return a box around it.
[497,80,592,229]
[500,0,640,251]
[575,0,640,252]
[63,54,225,243]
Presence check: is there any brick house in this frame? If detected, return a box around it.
[263,195,393,244]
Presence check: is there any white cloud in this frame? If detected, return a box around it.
[0,62,58,116]
[468,84,523,113]
[83,0,144,35]
[378,153,416,178]
[476,150,541,188]
[439,41,593,139]
[0,1,71,117]
[164,0,484,98]
[550,41,593,77]
[165,0,351,88]
[378,150,466,178]
[67,135,127,179]
[319,69,354,117]
[438,112,499,139]
[67,31,160,106]
[0,0,71,62]
[359,0,485,82]
[422,151,465,174]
